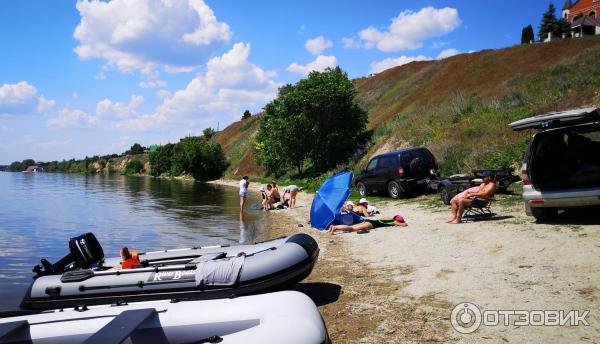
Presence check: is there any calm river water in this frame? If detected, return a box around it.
[0,172,262,310]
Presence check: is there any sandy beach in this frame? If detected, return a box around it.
[212,180,600,343]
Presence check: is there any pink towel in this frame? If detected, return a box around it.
[450,186,479,203]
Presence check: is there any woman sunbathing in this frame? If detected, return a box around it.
[328,215,407,234]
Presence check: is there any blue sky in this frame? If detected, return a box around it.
[0,0,553,164]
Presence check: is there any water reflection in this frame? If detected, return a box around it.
[0,172,262,310]
[239,212,258,244]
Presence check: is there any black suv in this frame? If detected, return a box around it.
[355,147,439,198]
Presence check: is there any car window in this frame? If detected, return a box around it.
[400,153,411,165]
[367,158,378,172]
[378,156,396,169]
[409,148,430,162]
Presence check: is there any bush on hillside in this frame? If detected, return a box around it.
[124,159,144,175]
[256,67,369,176]
[203,127,216,139]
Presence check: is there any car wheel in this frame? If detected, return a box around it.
[356,182,368,197]
[387,181,405,199]
[531,207,558,222]
[439,187,453,205]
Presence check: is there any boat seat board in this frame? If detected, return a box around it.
[0,320,29,340]
[83,308,157,344]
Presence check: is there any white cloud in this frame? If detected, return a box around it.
[432,41,449,49]
[358,7,461,52]
[37,97,56,113]
[138,80,167,89]
[305,36,333,55]
[109,113,168,132]
[369,47,468,73]
[53,42,279,133]
[96,95,144,119]
[0,81,54,115]
[286,55,338,75]
[157,90,172,99]
[74,0,231,75]
[342,37,361,49]
[436,48,461,59]
[157,42,279,125]
[370,55,430,74]
[31,138,73,151]
[95,71,107,80]
[47,108,97,129]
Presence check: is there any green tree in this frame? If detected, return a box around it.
[521,24,535,43]
[148,139,228,180]
[124,159,144,174]
[277,84,294,97]
[177,136,228,181]
[539,3,559,40]
[9,161,25,172]
[242,110,252,120]
[22,159,35,167]
[256,67,368,176]
[557,18,572,36]
[149,143,175,176]
[203,127,216,139]
[128,143,145,155]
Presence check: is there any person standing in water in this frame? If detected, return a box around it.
[239,176,249,212]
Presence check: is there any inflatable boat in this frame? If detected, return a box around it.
[21,233,319,310]
[2,291,330,344]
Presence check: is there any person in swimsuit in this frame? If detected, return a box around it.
[447,171,497,224]
[354,198,374,217]
[283,185,300,208]
[328,215,407,234]
[239,176,249,212]
[265,184,274,210]
[270,181,281,203]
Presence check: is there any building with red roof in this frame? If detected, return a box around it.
[562,0,600,37]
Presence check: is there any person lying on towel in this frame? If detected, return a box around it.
[328,215,407,234]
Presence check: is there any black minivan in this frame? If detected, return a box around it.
[355,147,439,198]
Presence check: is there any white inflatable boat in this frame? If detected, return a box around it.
[1,291,330,344]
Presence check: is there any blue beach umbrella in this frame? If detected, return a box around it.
[310,171,353,230]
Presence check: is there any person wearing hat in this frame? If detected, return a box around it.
[447,171,497,224]
[328,214,408,234]
[343,201,355,213]
[354,198,374,217]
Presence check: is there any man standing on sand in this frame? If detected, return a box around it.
[447,171,496,224]
[239,176,249,212]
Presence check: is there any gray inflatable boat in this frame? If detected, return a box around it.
[3,291,330,343]
[21,233,319,310]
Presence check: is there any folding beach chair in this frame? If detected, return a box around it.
[462,198,495,222]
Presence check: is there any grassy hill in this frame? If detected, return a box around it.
[216,38,600,178]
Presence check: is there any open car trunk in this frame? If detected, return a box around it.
[529,124,600,190]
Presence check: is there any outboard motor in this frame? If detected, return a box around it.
[32,233,104,278]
